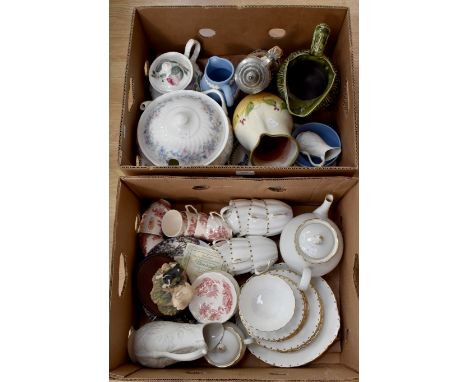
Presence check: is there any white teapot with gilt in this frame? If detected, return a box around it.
[279,194,343,290]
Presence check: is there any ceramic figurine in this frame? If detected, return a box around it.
[234,46,283,94]
[150,262,193,316]
[128,321,224,368]
[277,23,339,117]
[200,56,239,107]
[233,92,298,166]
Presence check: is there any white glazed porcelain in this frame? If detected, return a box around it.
[240,269,340,367]
[241,275,307,342]
[279,194,343,290]
[138,90,233,167]
[221,198,293,236]
[212,236,278,275]
[149,39,202,99]
[128,321,223,368]
[138,199,172,256]
[232,92,298,166]
[189,272,239,323]
[204,322,252,368]
[252,266,323,352]
[296,131,341,167]
[161,209,188,237]
[138,199,172,235]
[239,274,295,332]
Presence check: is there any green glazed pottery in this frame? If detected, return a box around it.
[277,23,339,117]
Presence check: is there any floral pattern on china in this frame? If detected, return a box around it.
[152,60,191,89]
[189,272,238,323]
[138,90,232,166]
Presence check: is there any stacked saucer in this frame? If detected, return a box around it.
[237,263,340,367]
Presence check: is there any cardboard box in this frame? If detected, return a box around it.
[109,176,359,380]
[118,5,358,176]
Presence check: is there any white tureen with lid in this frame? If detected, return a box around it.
[137,89,233,166]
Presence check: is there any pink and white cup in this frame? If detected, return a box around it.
[161,210,188,237]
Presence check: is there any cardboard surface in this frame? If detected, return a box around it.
[117,5,358,176]
[109,176,359,380]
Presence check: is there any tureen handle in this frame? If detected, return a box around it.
[202,89,228,115]
[140,101,152,111]
[184,39,201,63]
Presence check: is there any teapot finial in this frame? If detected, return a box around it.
[313,194,333,218]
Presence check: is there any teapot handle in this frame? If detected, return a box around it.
[148,347,207,362]
[310,23,330,57]
[184,39,201,63]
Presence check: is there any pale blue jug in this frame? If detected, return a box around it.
[200,56,238,107]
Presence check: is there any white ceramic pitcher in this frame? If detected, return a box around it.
[296,131,341,167]
[128,321,223,368]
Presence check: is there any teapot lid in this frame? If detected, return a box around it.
[294,219,338,263]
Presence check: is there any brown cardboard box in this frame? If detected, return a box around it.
[109,176,359,380]
[118,5,358,176]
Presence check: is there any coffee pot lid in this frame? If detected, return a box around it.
[235,57,271,94]
[295,219,338,262]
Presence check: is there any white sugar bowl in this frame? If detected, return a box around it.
[279,194,343,290]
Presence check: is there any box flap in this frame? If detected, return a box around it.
[332,11,358,168]
[122,176,357,204]
[110,181,141,370]
[337,183,359,371]
[123,365,358,380]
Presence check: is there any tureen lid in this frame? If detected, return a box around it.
[137,91,229,166]
[294,219,338,263]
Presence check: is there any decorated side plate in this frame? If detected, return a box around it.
[189,272,239,323]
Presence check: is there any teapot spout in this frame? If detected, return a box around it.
[313,194,334,218]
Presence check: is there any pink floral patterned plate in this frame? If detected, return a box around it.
[189,272,239,323]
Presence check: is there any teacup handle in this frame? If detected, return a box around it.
[310,23,330,57]
[299,266,312,291]
[202,89,228,115]
[212,239,229,248]
[149,347,207,362]
[243,337,255,345]
[185,204,198,215]
[210,211,226,222]
[219,206,231,218]
[253,259,274,275]
[184,39,201,63]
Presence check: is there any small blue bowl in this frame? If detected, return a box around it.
[292,122,342,167]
